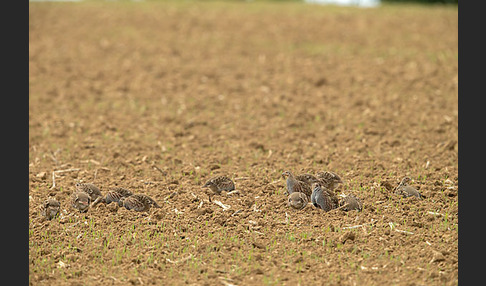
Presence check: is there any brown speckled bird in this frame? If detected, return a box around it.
[311,183,337,212]
[282,171,312,198]
[394,176,422,198]
[75,182,103,204]
[102,187,133,205]
[119,194,161,212]
[71,191,91,213]
[295,173,319,187]
[201,175,235,201]
[316,171,343,191]
[202,175,235,195]
[338,194,363,211]
[288,192,309,210]
[40,198,60,220]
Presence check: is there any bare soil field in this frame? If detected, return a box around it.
[29,1,458,285]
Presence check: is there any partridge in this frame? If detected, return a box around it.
[120,194,161,212]
[316,171,343,191]
[281,171,312,198]
[102,187,133,205]
[72,191,91,213]
[75,182,103,204]
[287,192,309,210]
[295,173,319,187]
[202,175,235,194]
[394,176,422,198]
[40,197,60,220]
[310,183,336,212]
[338,194,363,211]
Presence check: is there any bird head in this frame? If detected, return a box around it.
[400,176,412,185]
[202,181,214,188]
[281,171,292,178]
[48,206,60,218]
[118,197,126,207]
[78,198,89,206]
[288,192,308,210]
[44,199,60,219]
[202,180,221,193]
[74,192,91,211]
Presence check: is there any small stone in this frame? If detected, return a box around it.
[152,210,165,220]
[107,203,119,213]
[253,268,264,275]
[56,260,67,269]
[36,172,47,180]
[340,231,356,244]
[380,180,395,191]
[294,256,304,263]
[252,241,265,249]
[430,250,445,263]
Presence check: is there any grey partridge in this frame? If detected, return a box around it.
[72,191,91,213]
[394,176,422,198]
[338,194,363,211]
[202,175,235,195]
[102,187,133,205]
[310,183,336,212]
[316,171,343,191]
[120,194,161,212]
[281,171,312,198]
[201,175,235,202]
[287,192,309,210]
[40,197,60,220]
[295,173,319,187]
[75,182,103,204]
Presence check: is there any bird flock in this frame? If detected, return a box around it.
[282,171,421,212]
[39,171,422,220]
[40,183,161,220]
[282,170,362,212]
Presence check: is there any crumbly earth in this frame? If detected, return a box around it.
[29,2,458,285]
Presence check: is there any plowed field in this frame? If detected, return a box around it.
[29,2,458,285]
